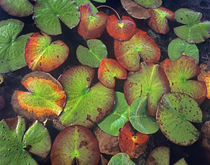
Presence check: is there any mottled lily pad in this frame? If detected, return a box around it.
[58,65,114,128]
[124,63,169,116]
[34,0,80,35]
[0,116,51,165]
[25,32,69,72]
[98,92,129,136]
[114,29,161,71]
[108,153,135,165]
[0,19,32,73]
[98,58,127,88]
[51,125,100,165]
[76,39,107,68]
[11,71,66,121]
[156,93,202,146]
[134,0,162,8]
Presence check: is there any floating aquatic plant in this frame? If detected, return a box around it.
[108,153,135,165]
[134,0,162,9]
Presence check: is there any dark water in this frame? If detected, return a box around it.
[0,0,210,165]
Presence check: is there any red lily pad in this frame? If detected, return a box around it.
[118,122,149,158]
[106,15,136,41]
[161,56,207,104]
[51,125,100,165]
[78,4,108,39]
[148,7,174,34]
[114,29,160,71]
[25,32,69,72]
[98,58,127,88]
[11,71,66,121]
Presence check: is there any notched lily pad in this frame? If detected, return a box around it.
[11,71,66,121]
[156,93,202,146]
[108,153,135,165]
[51,125,100,165]
[25,32,69,72]
[134,0,162,8]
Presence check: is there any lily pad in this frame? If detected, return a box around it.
[25,32,69,72]
[0,116,51,165]
[76,39,107,68]
[33,0,80,35]
[174,158,188,165]
[108,153,135,165]
[114,29,161,71]
[0,19,32,73]
[0,0,33,17]
[51,125,100,165]
[168,38,199,63]
[98,92,129,136]
[134,0,162,8]
[98,58,127,88]
[129,96,159,134]
[74,0,98,14]
[58,65,115,128]
[124,63,169,116]
[161,56,207,104]
[92,0,106,3]
[156,92,202,146]
[11,71,66,122]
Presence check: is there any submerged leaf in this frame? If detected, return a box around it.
[134,0,162,8]
[108,153,135,165]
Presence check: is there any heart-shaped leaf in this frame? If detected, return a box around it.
[106,15,136,41]
[156,93,202,146]
[51,125,100,165]
[134,0,162,8]
[76,39,107,68]
[58,65,114,128]
[98,92,129,136]
[124,63,169,116]
[25,32,69,72]
[33,0,80,35]
[11,71,66,121]
[98,58,127,88]
[130,96,159,134]
[0,0,33,17]
[108,153,135,165]
[0,19,32,73]
[114,29,161,71]
[161,56,207,104]
[168,38,199,63]
[78,4,108,39]
[0,116,51,165]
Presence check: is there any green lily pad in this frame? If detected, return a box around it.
[92,0,106,3]
[134,0,162,8]
[0,116,51,165]
[59,65,115,128]
[0,19,32,73]
[50,125,100,165]
[129,96,159,134]
[174,158,188,165]
[108,153,135,165]
[156,93,202,146]
[76,39,107,68]
[98,92,129,136]
[33,0,80,35]
[168,38,199,63]
[0,0,33,17]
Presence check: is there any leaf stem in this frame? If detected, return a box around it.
[97,5,121,20]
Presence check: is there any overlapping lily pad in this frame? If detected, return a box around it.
[76,39,107,68]
[74,0,98,14]
[58,65,115,128]
[25,32,69,72]
[51,125,100,165]
[11,71,66,121]
[0,116,51,165]
[114,29,161,71]
[108,153,135,165]
[124,63,169,116]
[156,93,202,146]
[134,0,162,8]
[0,19,32,73]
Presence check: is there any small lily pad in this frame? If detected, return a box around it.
[129,96,159,134]
[98,92,129,136]
[108,153,135,165]
[98,58,127,88]
[34,0,80,35]
[114,29,160,71]
[58,65,115,128]
[168,38,199,63]
[51,125,100,165]
[0,0,33,17]
[0,116,51,165]
[11,71,66,121]
[174,158,188,165]
[76,39,107,68]
[134,0,162,8]
[156,93,202,146]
